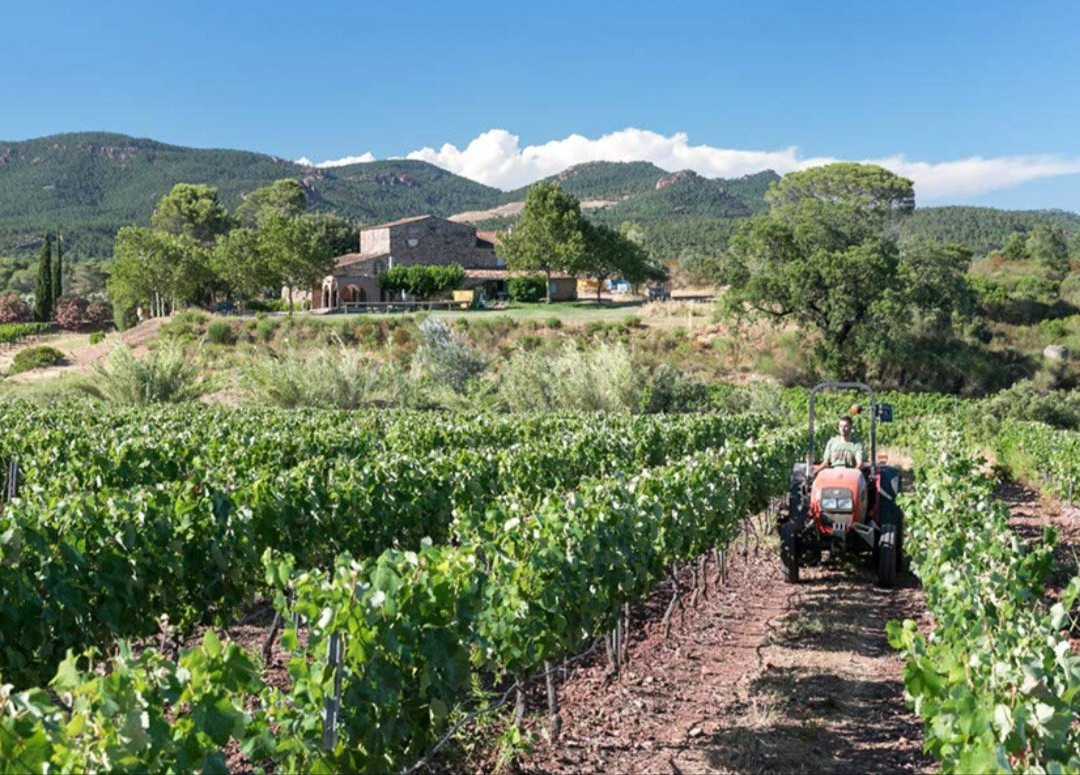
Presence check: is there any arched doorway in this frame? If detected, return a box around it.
[343,285,366,303]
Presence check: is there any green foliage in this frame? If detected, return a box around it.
[411,317,486,393]
[9,345,64,374]
[206,320,236,345]
[499,182,587,301]
[890,437,1080,772]
[210,226,274,304]
[578,221,665,297]
[52,235,62,300]
[93,343,208,403]
[259,213,336,310]
[507,274,546,303]
[497,342,641,412]
[982,381,1080,429]
[765,162,915,214]
[245,347,411,409]
[88,331,105,345]
[33,235,53,323]
[1025,222,1070,276]
[150,183,231,244]
[0,321,49,344]
[109,226,213,317]
[899,206,1080,259]
[719,164,978,382]
[234,178,306,225]
[377,263,465,299]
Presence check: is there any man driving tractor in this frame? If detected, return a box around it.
[812,414,864,474]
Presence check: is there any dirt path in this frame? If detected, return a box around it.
[999,479,1080,599]
[514,532,931,774]
[0,317,164,383]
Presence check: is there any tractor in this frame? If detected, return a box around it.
[779,382,903,587]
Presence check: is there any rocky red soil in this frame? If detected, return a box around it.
[511,520,931,775]
[999,478,1080,599]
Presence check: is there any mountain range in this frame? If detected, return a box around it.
[1,132,1078,262]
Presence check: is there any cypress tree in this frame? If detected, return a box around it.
[33,234,53,323]
[52,233,63,301]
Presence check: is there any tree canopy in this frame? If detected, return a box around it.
[151,183,231,245]
[234,179,307,226]
[498,182,586,302]
[719,163,976,381]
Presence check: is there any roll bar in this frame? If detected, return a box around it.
[806,381,878,479]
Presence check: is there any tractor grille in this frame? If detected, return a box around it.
[825,511,853,529]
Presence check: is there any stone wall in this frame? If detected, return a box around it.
[387,218,499,268]
[360,228,391,255]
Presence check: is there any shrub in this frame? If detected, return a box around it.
[88,332,105,345]
[982,380,1080,430]
[255,316,279,343]
[0,292,32,324]
[112,300,138,332]
[411,317,486,393]
[10,345,64,374]
[86,299,113,329]
[94,344,209,403]
[54,296,88,330]
[544,316,562,329]
[206,320,236,345]
[639,363,709,413]
[0,322,50,345]
[55,296,114,331]
[497,341,642,412]
[245,347,414,409]
[379,264,465,299]
[246,298,289,313]
[508,275,546,303]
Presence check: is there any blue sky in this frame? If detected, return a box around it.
[3,0,1080,208]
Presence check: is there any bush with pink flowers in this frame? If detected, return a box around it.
[54,296,114,331]
[0,292,32,324]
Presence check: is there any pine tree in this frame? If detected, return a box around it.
[33,234,53,323]
[52,233,63,300]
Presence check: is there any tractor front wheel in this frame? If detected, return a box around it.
[877,523,897,588]
[780,521,800,583]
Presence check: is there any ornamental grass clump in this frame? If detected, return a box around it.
[245,345,413,409]
[94,343,209,404]
[410,316,486,394]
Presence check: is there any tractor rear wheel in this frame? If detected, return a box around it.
[780,521,800,583]
[877,523,897,588]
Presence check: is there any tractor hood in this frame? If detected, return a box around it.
[811,467,868,526]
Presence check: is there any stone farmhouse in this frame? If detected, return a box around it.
[292,214,578,309]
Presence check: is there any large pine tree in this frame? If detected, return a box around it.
[33,234,53,323]
[52,233,63,300]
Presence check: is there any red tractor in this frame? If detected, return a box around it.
[779,382,903,587]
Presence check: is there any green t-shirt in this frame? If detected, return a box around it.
[822,436,864,468]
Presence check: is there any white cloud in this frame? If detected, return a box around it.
[857,154,1080,200]
[298,128,1080,203]
[295,152,375,168]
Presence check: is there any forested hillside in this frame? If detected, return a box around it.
[1,132,1078,266]
[0,133,502,259]
[899,206,1080,256]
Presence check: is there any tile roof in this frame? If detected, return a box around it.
[359,215,434,231]
[464,268,576,280]
[475,230,501,246]
[336,252,390,269]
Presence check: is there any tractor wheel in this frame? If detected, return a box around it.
[780,521,800,583]
[877,523,897,588]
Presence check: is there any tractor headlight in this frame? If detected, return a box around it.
[822,498,838,510]
[838,497,853,510]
